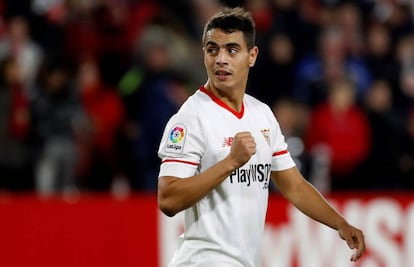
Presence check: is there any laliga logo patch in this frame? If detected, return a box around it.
[166,124,186,153]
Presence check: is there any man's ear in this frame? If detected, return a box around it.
[249,46,259,67]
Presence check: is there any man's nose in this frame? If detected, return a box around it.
[216,49,228,65]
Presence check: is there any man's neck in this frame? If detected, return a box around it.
[204,82,245,112]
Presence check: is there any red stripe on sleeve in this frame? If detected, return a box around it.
[162,159,199,166]
[272,150,288,156]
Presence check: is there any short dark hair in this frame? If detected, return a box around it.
[202,7,256,50]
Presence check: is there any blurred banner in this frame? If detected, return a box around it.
[0,192,413,267]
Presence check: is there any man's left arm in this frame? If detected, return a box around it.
[271,167,366,262]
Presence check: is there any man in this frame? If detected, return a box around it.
[157,7,365,267]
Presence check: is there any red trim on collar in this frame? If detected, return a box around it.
[199,86,244,119]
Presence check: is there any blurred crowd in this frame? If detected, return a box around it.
[0,0,413,196]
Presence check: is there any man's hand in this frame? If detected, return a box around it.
[338,222,366,262]
[227,132,256,169]
[158,133,256,217]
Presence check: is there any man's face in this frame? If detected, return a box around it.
[203,28,258,92]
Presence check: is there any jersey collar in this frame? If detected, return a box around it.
[199,86,244,119]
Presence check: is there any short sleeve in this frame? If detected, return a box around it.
[269,111,296,171]
[158,112,204,178]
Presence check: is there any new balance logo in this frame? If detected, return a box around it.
[222,137,233,147]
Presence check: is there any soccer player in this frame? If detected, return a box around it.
[157,7,365,267]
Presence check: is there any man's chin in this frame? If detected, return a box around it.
[212,78,233,88]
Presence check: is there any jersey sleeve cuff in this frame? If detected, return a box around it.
[158,160,199,178]
[271,152,296,171]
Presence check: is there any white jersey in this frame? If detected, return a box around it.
[158,86,295,267]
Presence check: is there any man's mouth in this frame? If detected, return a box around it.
[215,70,231,81]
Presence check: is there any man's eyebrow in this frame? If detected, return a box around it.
[225,42,242,48]
[205,41,242,48]
[205,41,218,47]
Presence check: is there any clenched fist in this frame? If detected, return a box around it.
[227,132,256,169]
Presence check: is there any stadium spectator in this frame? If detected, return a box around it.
[249,32,296,105]
[0,57,32,191]
[0,16,43,98]
[63,1,130,85]
[365,21,394,81]
[270,0,319,59]
[30,59,83,196]
[75,58,126,191]
[294,25,372,107]
[305,78,371,191]
[335,2,365,58]
[361,79,406,189]
[392,33,414,113]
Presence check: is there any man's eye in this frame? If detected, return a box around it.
[207,48,218,55]
[229,48,238,54]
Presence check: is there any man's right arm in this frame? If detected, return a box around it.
[158,132,256,217]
